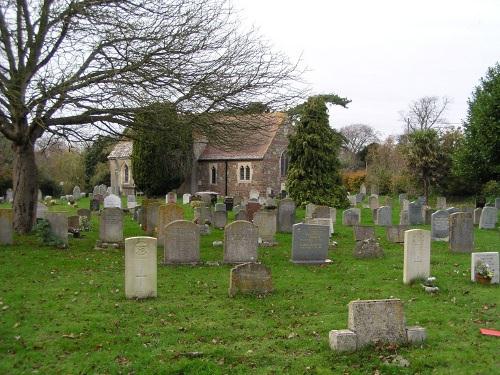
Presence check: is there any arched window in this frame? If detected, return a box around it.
[238,163,252,182]
[280,151,289,177]
[240,166,245,180]
[245,166,251,180]
[211,166,217,184]
[123,164,129,183]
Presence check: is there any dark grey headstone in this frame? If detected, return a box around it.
[278,198,295,233]
[431,210,449,241]
[449,212,474,253]
[291,223,330,264]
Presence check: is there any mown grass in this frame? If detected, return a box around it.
[0,197,498,374]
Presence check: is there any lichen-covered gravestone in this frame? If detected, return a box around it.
[77,208,91,221]
[223,221,258,263]
[353,225,375,242]
[403,229,430,284]
[375,206,392,226]
[431,210,449,241]
[104,193,121,208]
[471,252,499,284]
[306,217,333,237]
[449,212,474,253]
[164,220,199,264]
[278,198,295,233]
[0,208,13,245]
[369,195,379,210]
[157,204,183,244]
[46,212,68,246]
[253,210,277,245]
[228,263,273,297]
[436,196,446,209]
[329,299,426,352]
[386,225,408,243]
[479,207,497,229]
[291,223,330,264]
[97,207,123,248]
[353,238,383,259]
[125,237,157,299]
[342,208,360,226]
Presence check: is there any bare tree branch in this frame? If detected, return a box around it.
[400,96,450,133]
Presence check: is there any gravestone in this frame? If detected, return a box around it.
[164,220,199,264]
[228,263,273,297]
[125,237,157,299]
[6,188,13,203]
[348,195,357,206]
[67,215,80,232]
[98,184,107,196]
[36,202,48,220]
[145,202,160,235]
[496,198,500,209]
[0,209,13,245]
[37,189,42,201]
[77,208,91,221]
[353,225,375,242]
[479,207,497,229]
[402,199,410,212]
[369,195,379,210]
[386,225,408,243]
[245,202,261,222]
[431,210,449,241]
[93,186,99,196]
[224,221,258,263]
[408,201,423,225]
[417,196,426,205]
[471,252,499,284]
[360,183,367,194]
[329,299,426,352]
[449,212,474,253]
[215,203,226,212]
[235,209,248,221]
[473,207,482,225]
[157,204,184,244]
[436,196,446,209]
[106,186,112,196]
[249,189,260,200]
[213,210,227,229]
[342,208,360,226]
[403,229,430,284]
[278,198,295,233]
[90,198,100,211]
[291,223,330,264]
[355,193,364,204]
[233,195,243,207]
[370,184,379,195]
[253,210,277,245]
[446,207,460,215]
[127,195,137,210]
[353,238,383,259]
[312,205,331,219]
[375,206,391,226]
[398,193,407,205]
[97,207,123,247]
[194,205,212,225]
[305,218,333,237]
[258,196,266,205]
[305,203,317,218]
[330,208,337,224]
[67,195,75,204]
[422,207,435,225]
[166,192,177,204]
[104,194,121,208]
[73,186,81,200]
[399,210,409,225]
[182,193,191,205]
[46,212,68,246]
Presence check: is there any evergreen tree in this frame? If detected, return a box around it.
[131,103,193,197]
[286,95,350,207]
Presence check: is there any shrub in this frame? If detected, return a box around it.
[341,170,366,193]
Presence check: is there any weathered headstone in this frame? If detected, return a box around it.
[182,193,191,205]
[125,237,157,299]
[446,207,460,215]
[436,196,446,209]
[194,205,212,225]
[253,210,277,245]
[329,299,426,352]
[224,221,258,263]
[73,186,81,200]
[355,193,364,204]
[245,202,261,222]
[163,220,199,264]
[46,212,68,246]
[278,198,295,233]
[408,201,423,225]
[360,183,367,195]
[291,223,330,264]
[145,202,160,235]
[235,209,248,221]
[98,184,107,196]
[399,210,409,225]
[402,199,410,212]
[97,207,123,247]
[353,225,375,242]
[166,192,177,204]
[449,212,474,253]
[353,238,383,259]
[305,203,317,218]
[127,195,137,210]
[36,202,48,220]
[37,189,42,201]
[228,263,273,297]
[369,195,379,210]
[233,195,243,207]
[473,207,482,225]
[0,209,13,245]
[348,195,357,206]
[398,193,407,205]
[403,229,430,284]
[306,217,333,237]
[157,204,184,244]
[213,210,227,229]
[330,208,337,224]
[104,194,121,208]
[77,208,91,221]
[342,208,360,226]
[375,206,392,226]
[479,207,497,229]
[386,225,408,243]
[471,252,499,284]
[422,206,435,225]
[67,215,80,232]
[249,189,260,200]
[215,203,226,212]
[431,210,449,241]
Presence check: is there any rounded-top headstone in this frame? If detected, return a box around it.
[164,220,200,264]
[224,220,258,263]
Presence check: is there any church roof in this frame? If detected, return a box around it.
[108,141,133,159]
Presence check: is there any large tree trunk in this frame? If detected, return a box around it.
[12,143,38,233]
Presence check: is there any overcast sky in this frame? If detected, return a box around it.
[234,0,499,137]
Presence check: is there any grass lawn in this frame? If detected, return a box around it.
[0,197,499,374]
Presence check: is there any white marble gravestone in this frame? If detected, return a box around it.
[125,236,157,299]
[403,229,430,284]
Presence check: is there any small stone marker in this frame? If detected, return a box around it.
[278,198,295,233]
[245,201,261,222]
[253,210,277,245]
[125,236,157,299]
[329,299,426,352]
[375,206,392,226]
[431,210,449,241]
[479,207,497,229]
[369,195,379,210]
[353,238,383,259]
[98,207,123,247]
[408,201,423,225]
[166,192,177,204]
[164,220,199,264]
[386,225,408,243]
[403,229,430,284]
[77,208,91,221]
[342,208,360,226]
[471,252,499,284]
[228,263,273,297]
[353,225,375,242]
[0,208,13,245]
[182,193,191,205]
[36,202,48,220]
[224,221,258,263]
[449,212,474,253]
[291,223,330,264]
[436,196,446,209]
[104,193,121,208]
[473,207,482,225]
[46,212,68,246]
[158,204,184,244]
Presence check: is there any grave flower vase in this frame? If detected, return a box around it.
[475,275,491,285]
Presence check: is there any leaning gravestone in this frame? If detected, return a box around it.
[291,223,330,264]
[228,263,273,297]
[369,195,379,210]
[182,193,191,205]
[73,186,81,200]
[157,204,184,244]
[471,252,499,284]
[97,207,123,248]
[431,210,449,241]
[36,202,48,220]
[473,207,482,225]
[224,221,258,263]
[164,220,199,264]
[342,208,360,226]
[403,229,430,284]
[353,238,383,259]
[125,236,157,299]
[353,225,375,242]
[408,201,423,225]
[253,210,277,245]
[386,225,408,243]
[436,196,446,209]
[329,299,426,352]
[375,206,392,226]
[479,207,497,229]
[449,212,474,253]
[104,194,121,208]
[278,198,295,233]
[46,212,68,246]
[0,208,13,245]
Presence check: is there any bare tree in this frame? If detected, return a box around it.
[339,123,379,154]
[400,96,450,133]
[0,0,303,232]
